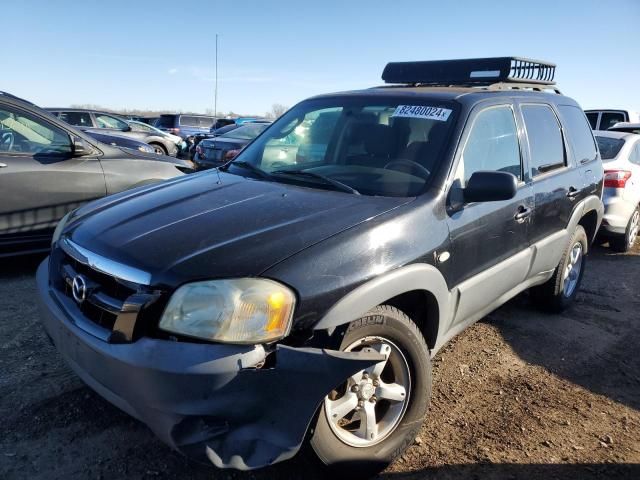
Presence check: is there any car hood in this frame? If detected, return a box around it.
[66,172,413,286]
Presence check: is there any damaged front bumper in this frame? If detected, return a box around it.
[36,259,382,470]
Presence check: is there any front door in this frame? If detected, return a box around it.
[445,103,534,325]
[0,104,105,252]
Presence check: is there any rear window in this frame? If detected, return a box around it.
[221,123,268,140]
[595,136,625,160]
[600,112,626,130]
[557,105,598,164]
[156,115,176,128]
[179,116,214,128]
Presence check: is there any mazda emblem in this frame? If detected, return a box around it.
[71,274,88,304]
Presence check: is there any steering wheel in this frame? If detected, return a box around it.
[384,159,430,180]
[1,132,14,152]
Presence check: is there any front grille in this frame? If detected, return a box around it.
[50,239,161,343]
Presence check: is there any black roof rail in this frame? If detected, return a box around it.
[0,91,34,105]
[382,57,556,87]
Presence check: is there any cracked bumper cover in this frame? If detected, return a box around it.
[36,259,383,470]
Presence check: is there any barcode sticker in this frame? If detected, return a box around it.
[392,105,452,121]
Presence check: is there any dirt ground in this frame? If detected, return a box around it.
[1,241,639,480]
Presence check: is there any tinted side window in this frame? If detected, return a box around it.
[459,106,521,184]
[600,112,626,130]
[522,105,565,176]
[155,115,175,128]
[0,107,71,155]
[58,111,92,128]
[179,116,199,127]
[557,105,598,164]
[95,114,128,130]
[585,112,598,129]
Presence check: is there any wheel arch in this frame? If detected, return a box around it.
[313,263,450,352]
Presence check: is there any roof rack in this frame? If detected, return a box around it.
[382,57,557,87]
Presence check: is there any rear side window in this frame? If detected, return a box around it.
[595,136,625,160]
[459,105,522,184]
[557,105,598,164]
[58,111,92,128]
[585,112,598,129]
[600,112,626,130]
[522,104,565,176]
[179,116,214,128]
[156,115,176,128]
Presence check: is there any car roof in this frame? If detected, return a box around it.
[610,122,640,129]
[308,85,575,107]
[593,130,638,141]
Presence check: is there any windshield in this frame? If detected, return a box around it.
[227,97,458,196]
[596,136,625,159]
[222,123,268,140]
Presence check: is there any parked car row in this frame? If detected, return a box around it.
[0,92,191,257]
[32,57,631,479]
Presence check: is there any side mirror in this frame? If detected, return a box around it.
[72,137,92,157]
[463,171,517,203]
[122,125,132,132]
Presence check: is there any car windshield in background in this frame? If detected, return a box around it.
[229,99,457,197]
[221,123,268,140]
[595,136,625,160]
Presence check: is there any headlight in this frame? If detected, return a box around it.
[159,278,295,344]
[51,211,72,246]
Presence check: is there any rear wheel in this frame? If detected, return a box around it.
[530,225,588,312]
[310,305,431,478]
[610,207,639,253]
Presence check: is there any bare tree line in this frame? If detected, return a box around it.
[69,103,290,119]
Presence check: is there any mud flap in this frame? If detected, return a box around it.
[202,345,385,470]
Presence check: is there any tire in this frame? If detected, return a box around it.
[150,143,167,155]
[609,207,639,253]
[310,305,431,478]
[530,225,588,312]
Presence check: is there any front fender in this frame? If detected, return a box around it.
[314,263,451,348]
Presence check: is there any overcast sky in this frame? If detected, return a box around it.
[4,0,639,115]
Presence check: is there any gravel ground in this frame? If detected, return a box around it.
[1,241,639,480]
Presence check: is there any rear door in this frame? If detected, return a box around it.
[0,103,105,249]
[518,102,577,274]
[445,102,534,325]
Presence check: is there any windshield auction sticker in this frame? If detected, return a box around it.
[392,105,452,121]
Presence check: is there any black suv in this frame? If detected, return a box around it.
[37,58,603,476]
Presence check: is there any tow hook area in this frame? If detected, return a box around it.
[199,344,385,470]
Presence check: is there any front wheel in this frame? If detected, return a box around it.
[310,305,431,478]
[150,143,167,155]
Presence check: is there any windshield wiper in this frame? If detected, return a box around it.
[271,169,360,195]
[222,160,271,178]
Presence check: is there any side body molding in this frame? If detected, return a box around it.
[314,263,452,350]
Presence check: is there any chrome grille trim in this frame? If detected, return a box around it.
[60,237,152,285]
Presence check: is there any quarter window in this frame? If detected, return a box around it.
[0,107,72,155]
[522,105,565,176]
[630,143,640,166]
[557,106,598,164]
[459,106,521,185]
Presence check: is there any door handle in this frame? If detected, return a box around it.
[0,162,7,168]
[514,206,532,222]
[567,187,579,199]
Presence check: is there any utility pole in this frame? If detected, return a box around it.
[214,33,219,120]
